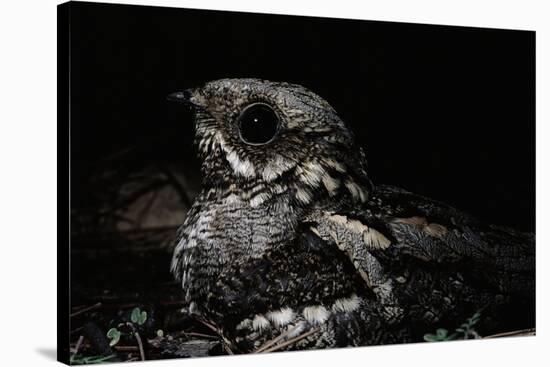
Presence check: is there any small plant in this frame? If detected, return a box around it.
[424,328,454,342]
[105,307,148,360]
[455,311,481,339]
[423,311,482,342]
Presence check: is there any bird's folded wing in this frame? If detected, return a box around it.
[371,185,535,284]
[302,184,535,320]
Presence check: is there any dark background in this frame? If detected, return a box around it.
[70,1,535,232]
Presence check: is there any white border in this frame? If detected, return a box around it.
[0,0,547,366]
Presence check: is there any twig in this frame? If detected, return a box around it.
[253,325,299,353]
[134,331,146,361]
[484,328,536,339]
[70,302,102,318]
[71,335,84,359]
[185,331,218,339]
[259,327,321,354]
[196,317,218,333]
[194,317,234,354]
[223,342,234,355]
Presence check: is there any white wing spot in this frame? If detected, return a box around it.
[424,223,448,238]
[332,294,361,313]
[327,213,391,249]
[391,217,447,238]
[252,314,270,331]
[303,306,330,325]
[363,227,391,249]
[327,214,348,226]
[266,307,295,328]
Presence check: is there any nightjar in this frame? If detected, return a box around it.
[168,78,535,353]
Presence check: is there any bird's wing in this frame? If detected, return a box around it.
[367,185,534,278]
[303,184,535,324]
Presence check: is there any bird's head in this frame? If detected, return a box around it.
[169,78,371,207]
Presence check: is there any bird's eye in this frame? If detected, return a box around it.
[237,103,279,145]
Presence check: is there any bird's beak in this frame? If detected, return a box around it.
[167,89,195,104]
[166,89,206,108]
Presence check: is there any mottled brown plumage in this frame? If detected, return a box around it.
[169,79,535,353]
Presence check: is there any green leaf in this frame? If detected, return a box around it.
[130,307,148,325]
[131,307,141,323]
[106,328,118,338]
[423,334,435,342]
[137,310,147,325]
[106,327,121,346]
[436,328,448,338]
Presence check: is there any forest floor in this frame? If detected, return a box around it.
[70,227,228,363]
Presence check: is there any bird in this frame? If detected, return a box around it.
[168,78,535,353]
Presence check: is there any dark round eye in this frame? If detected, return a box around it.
[238,103,279,145]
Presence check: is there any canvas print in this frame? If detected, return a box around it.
[58,1,535,364]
